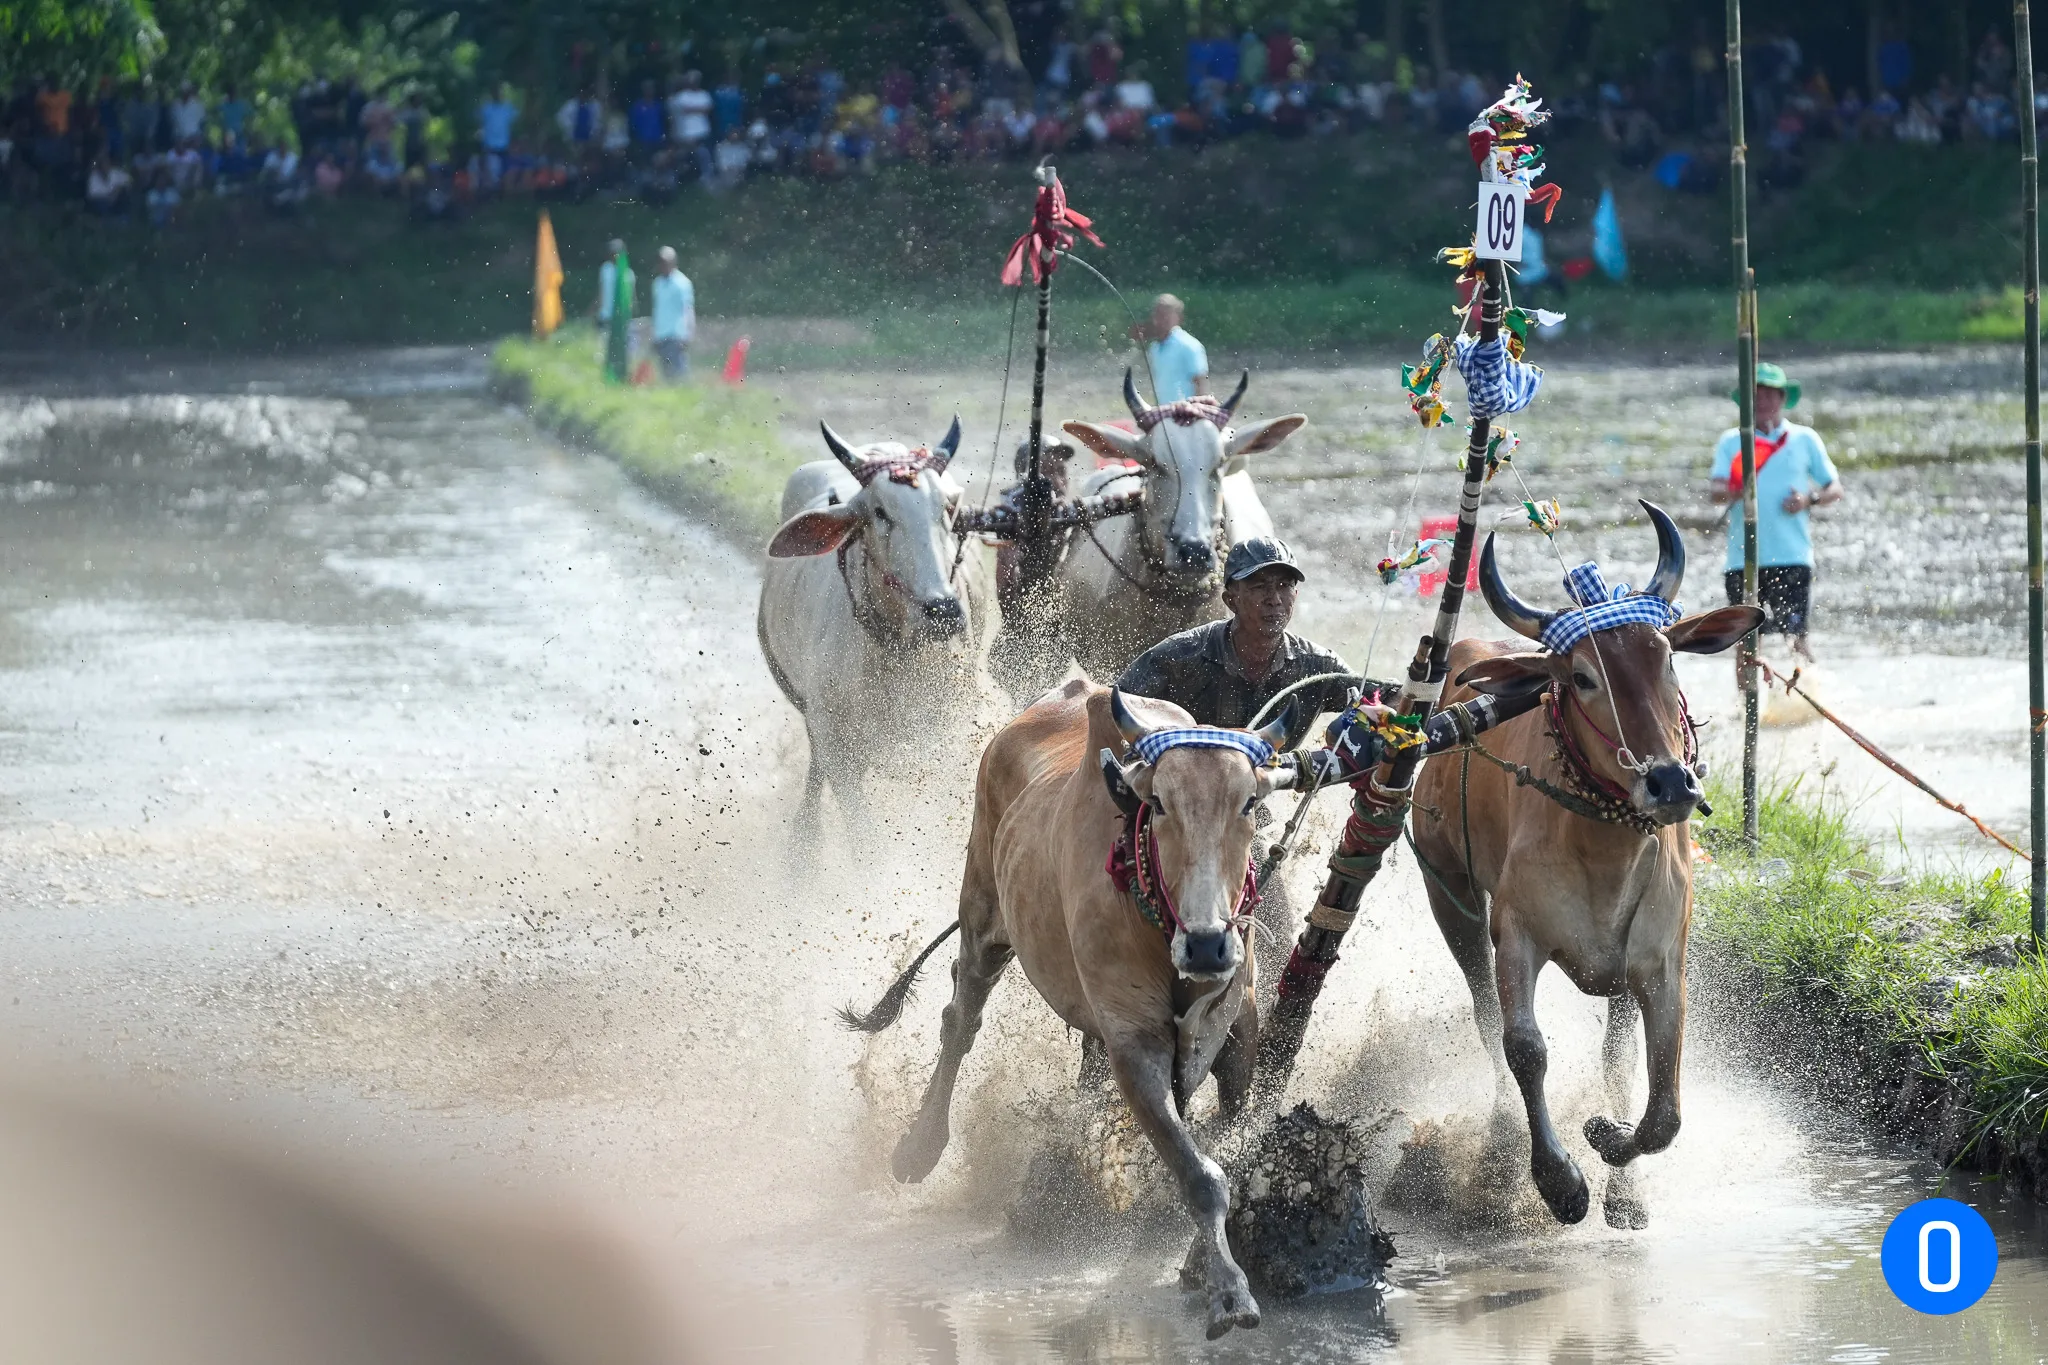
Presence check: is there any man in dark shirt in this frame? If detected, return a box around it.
[1117,536,1396,998]
[1116,537,1392,752]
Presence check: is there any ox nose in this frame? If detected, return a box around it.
[1172,537,1215,575]
[1641,761,1701,818]
[919,595,965,636]
[1179,930,1236,978]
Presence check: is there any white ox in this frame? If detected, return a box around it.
[1053,371,1306,683]
[758,418,997,832]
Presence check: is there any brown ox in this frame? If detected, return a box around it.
[1412,501,1760,1229]
[842,681,1296,1339]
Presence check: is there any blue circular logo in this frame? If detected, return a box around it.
[1880,1198,1998,1315]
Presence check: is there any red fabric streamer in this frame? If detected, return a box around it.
[1527,181,1563,223]
[999,173,1105,287]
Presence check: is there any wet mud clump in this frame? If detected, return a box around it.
[1224,1103,1396,1299]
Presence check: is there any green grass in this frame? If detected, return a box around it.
[492,332,799,540]
[1693,780,2046,1167]
[2,132,2036,356]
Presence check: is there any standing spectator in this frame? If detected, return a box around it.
[649,246,695,381]
[360,87,396,161]
[399,92,428,172]
[122,82,157,161]
[1977,26,2016,93]
[342,80,368,159]
[477,83,517,186]
[595,237,632,325]
[93,77,122,158]
[1707,363,1841,666]
[32,77,72,170]
[1264,23,1298,83]
[217,84,251,151]
[1043,34,1076,94]
[1086,28,1122,89]
[166,83,204,145]
[713,72,745,135]
[628,80,665,152]
[668,72,713,178]
[1128,293,1209,403]
[556,89,600,152]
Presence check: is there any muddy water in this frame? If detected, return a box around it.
[0,351,2041,1362]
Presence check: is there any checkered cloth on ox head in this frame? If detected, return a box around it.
[1536,563,1682,654]
[1129,726,1277,769]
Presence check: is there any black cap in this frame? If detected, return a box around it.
[1224,537,1304,584]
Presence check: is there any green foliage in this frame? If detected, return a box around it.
[0,0,164,86]
[1695,781,2048,1161]
[492,332,798,538]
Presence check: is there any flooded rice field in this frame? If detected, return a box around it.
[0,347,2041,1361]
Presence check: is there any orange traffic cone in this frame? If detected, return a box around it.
[721,337,751,385]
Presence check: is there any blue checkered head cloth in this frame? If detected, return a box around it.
[1536,563,1683,654]
[1454,335,1544,420]
[1130,727,1277,769]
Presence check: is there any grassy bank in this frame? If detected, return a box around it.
[1694,784,2046,1191]
[491,333,798,540]
[3,133,2036,356]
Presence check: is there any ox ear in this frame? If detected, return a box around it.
[1062,420,1150,467]
[1666,605,1766,655]
[1224,414,1307,460]
[1453,652,1559,698]
[1259,762,1298,797]
[767,505,857,558]
[1098,748,1142,817]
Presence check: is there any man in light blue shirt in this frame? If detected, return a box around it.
[650,246,695,381]
[1707,362,1843,662]
[1129,293,1209,403]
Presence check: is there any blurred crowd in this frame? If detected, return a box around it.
[5,20,2044,224]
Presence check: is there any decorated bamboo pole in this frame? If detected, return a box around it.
[1729,0,1762,845]
[1257,80,1561,1089]
[998,162,1103,592]
[2019,0,2046,947]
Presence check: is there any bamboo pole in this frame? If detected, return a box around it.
[1728,0,1761,846]
[2018,0,2046,948]
[1018,165,1059,587]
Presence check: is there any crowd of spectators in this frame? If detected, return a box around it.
[5,20,2046,223]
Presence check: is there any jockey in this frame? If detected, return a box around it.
[1116,537,1397,781]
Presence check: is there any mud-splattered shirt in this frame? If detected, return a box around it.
[1115,620,1387,752]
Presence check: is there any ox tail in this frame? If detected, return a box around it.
[837,922,961,1033]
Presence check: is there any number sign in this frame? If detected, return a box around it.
[1474,182,1526,262]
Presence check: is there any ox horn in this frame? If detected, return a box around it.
[820,421,862,477]
[1123,367,1149,422]
[1479,531,1550,641]
[1252,703,1293,755]
[927,415,962,472]
[1218,370,1250,419]
[1108,686,1153,750]
[1640,498,1685,603]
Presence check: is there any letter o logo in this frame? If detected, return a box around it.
[1881,1198,1997,1315]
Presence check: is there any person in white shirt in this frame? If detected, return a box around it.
[86,157,133,215]
[169,83,207,142]
[667,72,714,178]
[649,246,696,381]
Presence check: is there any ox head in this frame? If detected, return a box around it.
[1101,687,1296,981]
[1060,370,1306,588]
[766,417,969,641]
[1458,499,1763,826]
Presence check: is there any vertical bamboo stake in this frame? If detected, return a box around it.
[1728,0,1761,846]
[2018,0,2046,947]
[1019,165,1058,585]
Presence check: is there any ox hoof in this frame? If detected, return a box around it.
[1583,1115,1638,1167]
[890,1123,948,1184]
[1604,1188,1651,1231]
[1205,1286,1261,1340]
[1532,1155,1589,1226]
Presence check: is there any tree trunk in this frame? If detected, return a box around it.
[1385,0,1405,64]
[1424,0,1449,76]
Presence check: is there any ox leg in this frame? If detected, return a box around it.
[792,739,828,865]
[1494,918,1589,1225]
[1596,994,1650,1230]
[1420,863,1512,1103]
[1106,1032,1260,1340]
[891,922,1011,1185]
[1211,991,1260,1125]
[1584,966,1685,1178]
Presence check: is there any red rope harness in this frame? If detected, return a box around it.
[1104,803,1259,939]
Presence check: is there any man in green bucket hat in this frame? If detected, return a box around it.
[1707,360,1843,663]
